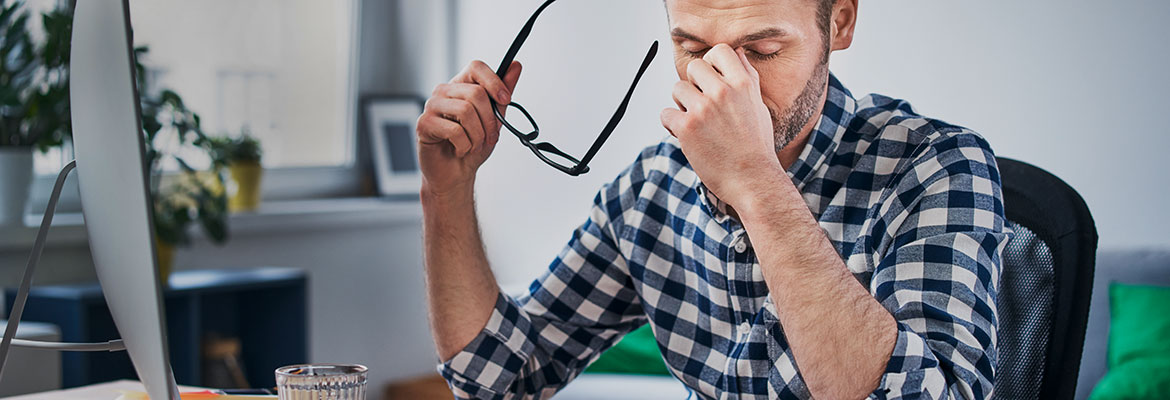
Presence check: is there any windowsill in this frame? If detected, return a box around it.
[0,197,422,252]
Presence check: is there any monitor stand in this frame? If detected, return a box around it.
[0,161,128,382]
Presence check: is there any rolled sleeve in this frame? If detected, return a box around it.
[437,180,645,400]
[868,322,941,400]
[868,132,1009,399]
[869,230,1006,400]
[439,293,539,399]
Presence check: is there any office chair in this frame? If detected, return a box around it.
[993,157,1098,399]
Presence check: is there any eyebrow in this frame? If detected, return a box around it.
[670,27,789,48]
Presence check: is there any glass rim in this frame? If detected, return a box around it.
[275,363,368,377]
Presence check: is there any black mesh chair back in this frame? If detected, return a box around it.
[993,157,1097,399]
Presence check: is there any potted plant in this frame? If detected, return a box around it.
[134,46,232,283]
[198,131,264,212]
[4,1,227,283]
[0,1,70,226]
[152,170,228,283]
[27,0,225,283]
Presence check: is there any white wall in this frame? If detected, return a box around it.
[831,1,1170,250]
[456,1,1170,286]
[455,0,678,286]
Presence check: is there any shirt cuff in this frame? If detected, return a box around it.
[438,292,537,399]
[867,322,948,400]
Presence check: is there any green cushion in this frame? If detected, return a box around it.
[585,325,670,376]
[1089,283,1170,400]
[1091,357,1170,400]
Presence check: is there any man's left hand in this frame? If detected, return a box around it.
[660,44,785,212]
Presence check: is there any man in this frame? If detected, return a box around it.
[416,0,1007,399]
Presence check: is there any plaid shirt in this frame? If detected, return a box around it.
[439,74,1009,400]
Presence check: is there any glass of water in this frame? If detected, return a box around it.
[275,364,368,400]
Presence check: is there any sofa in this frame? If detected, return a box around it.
[1075,248,1170,399]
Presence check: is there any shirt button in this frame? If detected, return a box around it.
[737,321,751,338]
[734,240,747,253]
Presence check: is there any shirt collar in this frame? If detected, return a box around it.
[786,73,856,191]
[696,72,857,224]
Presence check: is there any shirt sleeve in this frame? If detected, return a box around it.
[867,131,1009,400]
[438,184,646,400]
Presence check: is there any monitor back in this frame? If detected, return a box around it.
[69,1,179,398]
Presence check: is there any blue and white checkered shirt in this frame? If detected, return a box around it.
[439,74,1009,400]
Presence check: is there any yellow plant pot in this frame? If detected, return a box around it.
[154,236,175,287]
[228,161,263,212]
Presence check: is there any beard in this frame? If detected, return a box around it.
[767,64,830,154]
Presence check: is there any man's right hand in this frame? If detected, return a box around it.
[416,60,523,197]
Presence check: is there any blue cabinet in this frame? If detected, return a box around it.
[5,267,308,389]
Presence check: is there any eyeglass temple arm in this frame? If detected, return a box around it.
[571,40,659,174]
[495,0,557,78]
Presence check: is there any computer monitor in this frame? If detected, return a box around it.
[69,0,180,399]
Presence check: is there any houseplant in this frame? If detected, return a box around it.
[198,131,264,212]
[0,1,70,226]
[0,0,226,281]
[37,0,227,282]
[152,170,227,282]
[134,46,230,282]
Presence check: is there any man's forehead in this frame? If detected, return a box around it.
[666,0,816,18]
[666,0,818,43]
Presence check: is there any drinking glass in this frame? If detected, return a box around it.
[275,364,367,400]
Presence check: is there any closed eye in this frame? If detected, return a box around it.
[681,47,778,61]
[682,48,709,59]
[746,49,780,61]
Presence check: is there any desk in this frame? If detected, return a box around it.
[5,380,205,400]
[381,373,691,400]
[4,267,307,389]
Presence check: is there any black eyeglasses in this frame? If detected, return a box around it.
[491,0,658,176]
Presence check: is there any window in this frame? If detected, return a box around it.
[31,0,363,207]
[35,0,358,172]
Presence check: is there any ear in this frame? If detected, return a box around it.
[829,0,858,52]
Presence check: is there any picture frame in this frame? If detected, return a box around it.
[362,95,424,197]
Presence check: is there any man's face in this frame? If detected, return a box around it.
[666,0,830,154]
